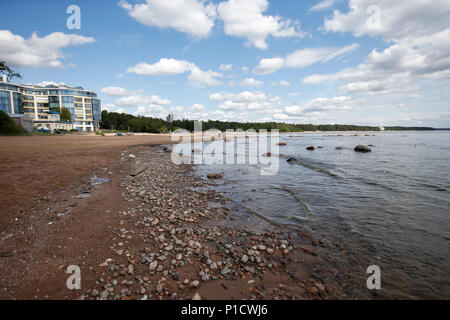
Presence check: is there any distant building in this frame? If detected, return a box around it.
[379,126,385,131]
[166,113,174,123]
[0,76,101,132]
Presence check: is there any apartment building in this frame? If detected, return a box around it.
[0,75,101,132]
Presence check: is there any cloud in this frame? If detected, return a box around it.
[101,86,130,96]
[253,44,359,75]
[309,0,337,12]
[219,64,233,71]
[33,81,67,87]
[135,104,169,119]
[272,80,291,87]
[253,57,285,75]
[127,58,223,86]
[127,58,195,76]
[305,1,450,95]
[188,68,223,86]
[217,0,305,50]
[115,95,171,107]
[240,78,263,87]
[322,0,450,40]
[119,0,217,38]
[0,30,96,68]
[191,103,205,111]
[210,90,280,112]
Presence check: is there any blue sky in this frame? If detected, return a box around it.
[1,0,449,127]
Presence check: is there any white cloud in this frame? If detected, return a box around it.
[217,0,305,50]
[253,44,359,75]
[127,58,222,86]
[101,86,130,96]
[309,0,336,12]
[322,0,450,40]
[33,81,67,87]
[0,30,96,68]
[219,64,233,71]
[305,1,450,96]
[210,90,280,112]
[135,104,169,119]
[253,57,284,75]
[116,95,171,107]
[191,103,205,111]
[127,58,195,76]
[272,80,291,86]
[240,78,263,87]
[188,68,223,86]
[285,96,355,116]
[119,0,217,38]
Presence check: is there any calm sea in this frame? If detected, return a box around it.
[194,131,450,299]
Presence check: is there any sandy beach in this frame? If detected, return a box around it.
[0,135,336,300]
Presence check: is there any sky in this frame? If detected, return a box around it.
[1,0,450,127]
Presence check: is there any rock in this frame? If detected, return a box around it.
[306,146,315,151]
[99,290,109,300]
[221,267,230,275]
[207,173,223,179]
[210,262,218,270]
[354,145,372,152]
[266,248,274,254]
[287,158,297,163]
[244,266,255,274]
[277,142,287,146]
[263,152,272,157]
[91,289,99,297]
[190,280,200,288]
[192,293,202,300]
[149,261,158,271]
[241,255,249,263]
[258,245,266,251]
[128,154,136,158]
[172,272,179,281]
[335,146,344,150]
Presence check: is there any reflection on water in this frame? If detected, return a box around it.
[195,131,450,299]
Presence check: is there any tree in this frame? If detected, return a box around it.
[60,107,72,122]
[0,61,22,81]
[0,110,27,135]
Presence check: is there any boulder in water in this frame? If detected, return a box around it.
[287,158,297,163]
[354,145,372,152]
[207,173,223,179]
[306,146,315,151]
[277,142,287,146]
[335,146,344,150]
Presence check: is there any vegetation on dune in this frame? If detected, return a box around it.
[0,110,28,135]
[101,110,435,133]
[100,110,385,133]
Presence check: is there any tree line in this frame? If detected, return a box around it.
[100,110,395,133]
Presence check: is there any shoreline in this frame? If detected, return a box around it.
[0,136,345,300]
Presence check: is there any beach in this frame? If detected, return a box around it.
[0,135,334,300]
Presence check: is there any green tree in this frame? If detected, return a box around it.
[60,107,72,122]
[0,61,22,81]
[0,110,27,135]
